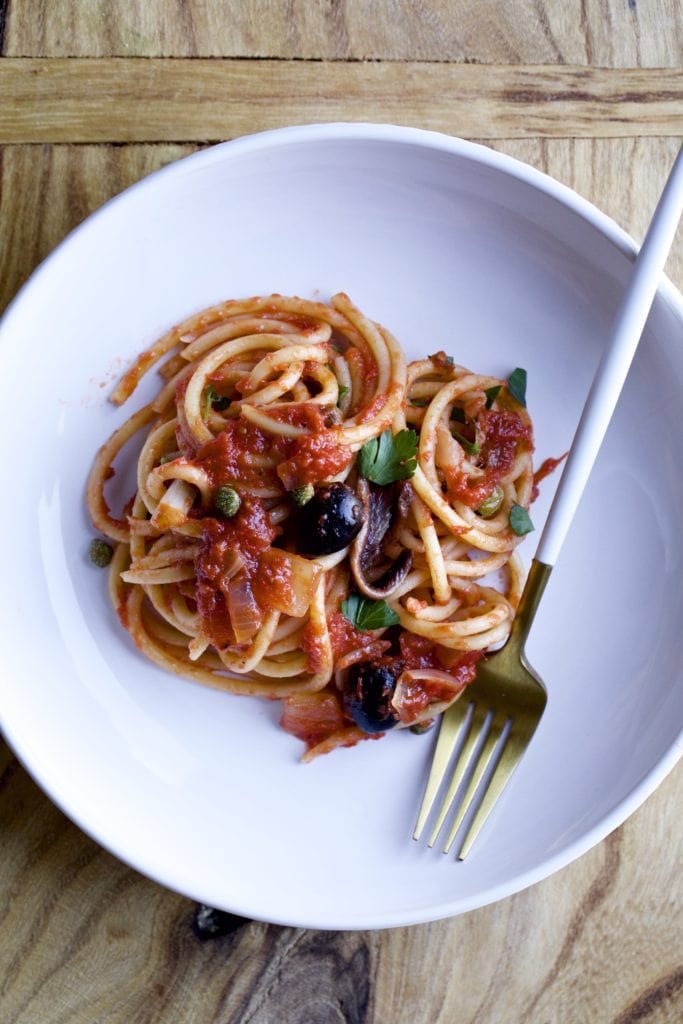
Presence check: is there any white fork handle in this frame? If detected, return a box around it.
[537,146,683,568]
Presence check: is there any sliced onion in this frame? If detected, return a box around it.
[218,549,246,588]
[151,478,195,529]
[392,668,468,726]
[227,573,263,644]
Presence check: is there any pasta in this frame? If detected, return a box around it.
[87,293,536,760]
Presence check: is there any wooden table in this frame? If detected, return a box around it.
[1,4,682,1021]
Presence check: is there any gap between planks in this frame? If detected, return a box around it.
[0,58,681,143]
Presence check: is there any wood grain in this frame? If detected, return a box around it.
[1,58,682,144]
[3,0,683,66]
[1,739,681,1024]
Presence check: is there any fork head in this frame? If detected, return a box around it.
[413,560,550,860]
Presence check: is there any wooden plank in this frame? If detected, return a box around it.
[1,58,682,144]
[1,739,681,1023]
[3,0,682,66]
[2,138,681,317]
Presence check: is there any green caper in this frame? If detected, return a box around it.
[214,486,241,518]
[89,538,113,567]
[291,483,315,507]
[477,486,504,519]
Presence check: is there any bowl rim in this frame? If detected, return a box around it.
[1,122,682,930]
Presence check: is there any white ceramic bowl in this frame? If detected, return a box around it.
[1,125,682,930]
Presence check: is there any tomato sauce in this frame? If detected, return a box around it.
[398,632,444,670]
[193,420,277,490]
[195,500,278,646]
[447,409,533,509]
[277,432,353,490]
[327,612,384,660]
[345,346,378,403]
[252,549,293,614]
[355,390,388,425]
[117,597,129,630]
[396,650,483,722]
[301,621,329,674]
[532,452,568,501]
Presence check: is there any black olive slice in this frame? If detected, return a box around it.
[295,482,365,557]
[343,661,399,733]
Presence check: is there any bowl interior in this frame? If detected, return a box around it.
[1,127,682,928]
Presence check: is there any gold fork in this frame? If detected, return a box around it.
[414,144,683,859]
[413,559,549,859]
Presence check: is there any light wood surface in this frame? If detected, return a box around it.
[2,59,682,143]
[3,0,682,65]
[1,2,682,1022]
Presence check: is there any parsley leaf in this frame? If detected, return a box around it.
[507,368,527,407]
[509,504,535,536]
[450,405,466,423]
[410,398,429,408]
[452,429,480,456]
[358,429,418,485]
[341,594,400,632]
[484,385,501,409]
[204,384,231,418]
[337,383,350,406]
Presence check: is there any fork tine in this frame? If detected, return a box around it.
[455,720,537,860]
[427,703,488,847]
[442,711,507,853]
[412,699,470,841]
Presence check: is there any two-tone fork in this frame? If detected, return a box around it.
[414,145,683,859]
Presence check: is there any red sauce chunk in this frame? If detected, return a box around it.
[195,499,278,647]
[398,631,444,670]
[447,409,533,509]
[277,432,353,490]
[532,452,568,501]
[193,420,277,490]
[301,620,329,674]
[396,650,483,723]
[327,611,385,660]
[345,346,379,395]
[252,548,293,612]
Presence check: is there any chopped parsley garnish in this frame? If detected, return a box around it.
[484,385,501,409]
[410,398,429,408]
[450,405,466,423]
[341,594,400,632]
[358,429,418,485]
[159,453,177,465]
[451,429,480,456]
[204,384,231,418]
[337,383,350,406]
[509,504,534,536]
[507,368,527,407]
[89,538,113,567]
